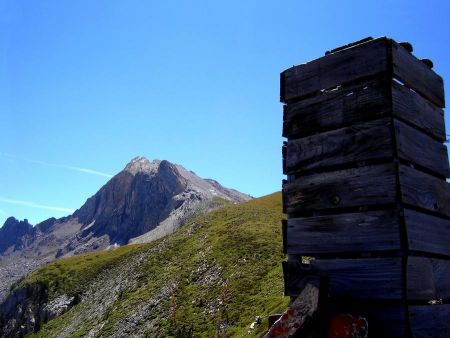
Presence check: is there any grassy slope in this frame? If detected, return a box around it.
[25,192,288,337]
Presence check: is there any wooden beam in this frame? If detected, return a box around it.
[399,165,450,217]
[394,119,449,178]
[405,209,450,257]
[280,37,390,103]
[409,304,450,337]
[408,256,450,301]
[283,258,402,300]
[283,164,397,214]
[281,38,445,108]
[392,41,445,108]
[282,78,392,138]
[283,79,446,142]
[265,282,319,338]
[285,118,394,174]
[392,81,446,142]
[286,210,401,255]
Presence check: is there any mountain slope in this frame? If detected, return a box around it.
[0,157,251,302]
[0,193,288,337]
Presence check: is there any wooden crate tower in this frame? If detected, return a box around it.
[280,37,450,337]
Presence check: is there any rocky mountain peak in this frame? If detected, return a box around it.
[124,156,161,176]
[0,217,35,255]
[1,217,32,232]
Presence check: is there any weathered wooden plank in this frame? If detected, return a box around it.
[283,258,402,300]
[286,210,401,254]
[282,78,392,138]
[325,37,375,55]
[392,81,446,141]
[283,164,397,214]
[285,118,393,174]
[394,119,449,178]
[408,256,450,301]
[405,209,450,257]
[399,165,450,217]
[281,37,390,103]
[409,304,450,338]
[265,283,319,337]
[392,41,445,108]
[283,78,446,141]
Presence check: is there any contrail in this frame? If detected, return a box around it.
[0,153,113,178]
[0,197,75,213]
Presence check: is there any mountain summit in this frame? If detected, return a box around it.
[0,157,251,301]
[72,156,251,244]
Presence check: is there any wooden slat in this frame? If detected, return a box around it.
[283,164,397,214]
[285,118,393,174]
[281,37,390,103]
[282,78,392,138]
[399,165,450,217]
[283,79,446,141]
[409,304,450,338]
[408,256,450,301]
[286,210,401,254]
[283,258,402,300]
[405,209,450,257]
[392,41,445,108]
[394,119,449,178]
[392,81,446,141]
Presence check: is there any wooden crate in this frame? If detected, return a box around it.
[281,37,450,337]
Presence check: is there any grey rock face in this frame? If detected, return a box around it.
[74,159,188,244]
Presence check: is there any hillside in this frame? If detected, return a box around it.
[0,193,288,337]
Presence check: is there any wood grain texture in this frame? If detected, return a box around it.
[392,81,446,141]
[283,258,402,300]
[283,164,397,214]
[394,119,449,178]
[286,210,401,254]
[281,37,390,103]
[392,41,445,108]
[405,209,450,257]
[283,78,446,141]
[407,256,450,301]
[285,118,394,174]
[282,79,391,138]
[399,165,450,217]
[409,304,450,338]
[282,219,287,254]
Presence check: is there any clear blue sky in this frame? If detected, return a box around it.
[1,0,450,226]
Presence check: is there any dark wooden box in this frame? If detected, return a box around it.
[281,37,450,337]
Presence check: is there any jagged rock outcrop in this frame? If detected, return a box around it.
[0,283,48,337]
[0,282,79,338]
[0,217,35,255]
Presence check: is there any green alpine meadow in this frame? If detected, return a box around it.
[13,193,288,337]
